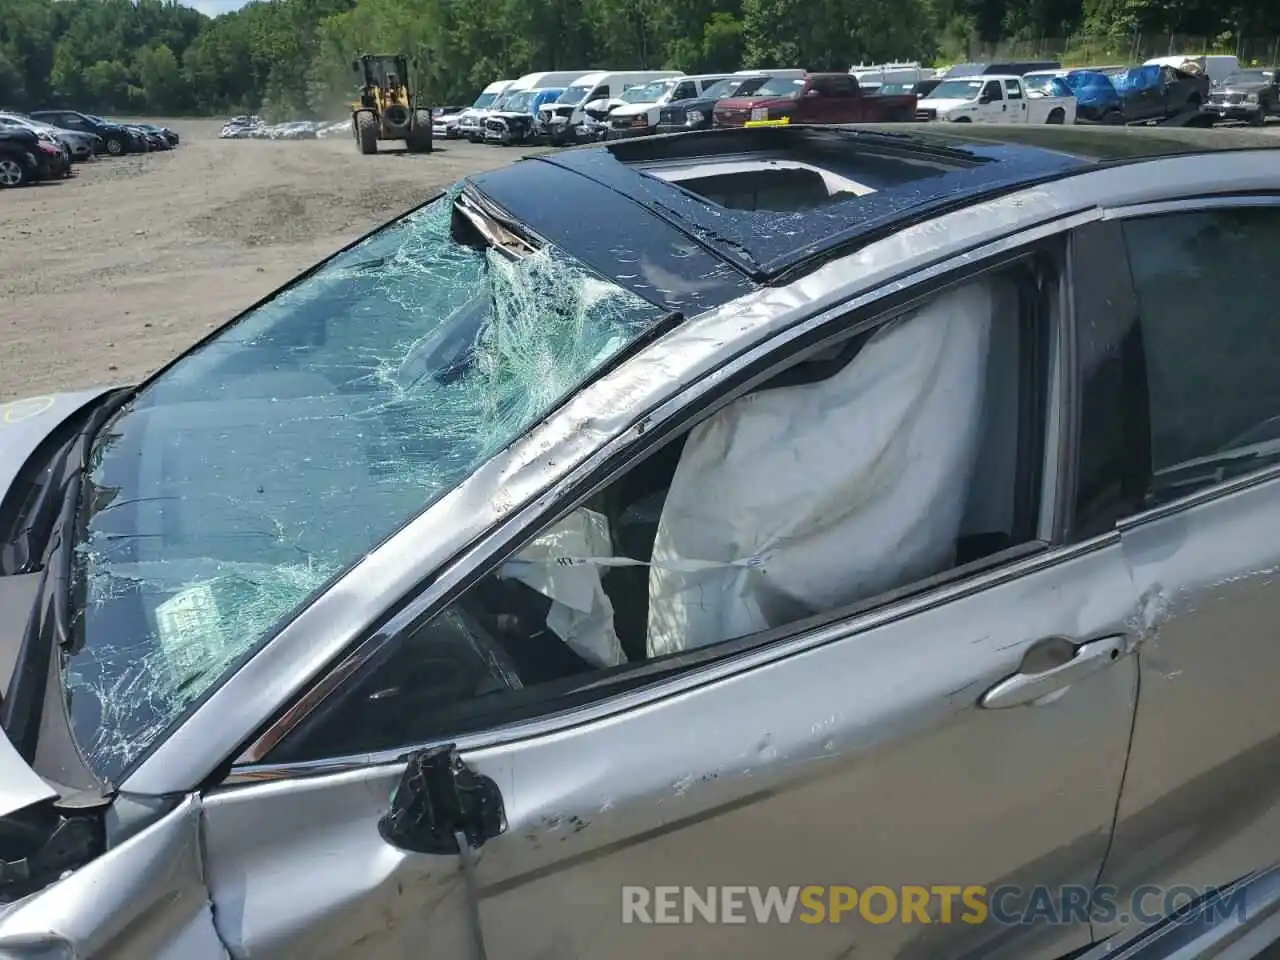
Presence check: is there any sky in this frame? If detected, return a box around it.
[188,0,250,16]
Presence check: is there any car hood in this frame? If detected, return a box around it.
[610,102,661,117]
[0,389,114,818]
[489,111,533,120]
[918,96,975,110]
[716,95,792,110]
[435,112,463,122]
[666,97,715,113]
[1217,81,1269,93]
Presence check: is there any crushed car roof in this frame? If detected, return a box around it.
[467,123,1280,291]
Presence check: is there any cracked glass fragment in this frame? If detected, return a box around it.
[66,186,663,782]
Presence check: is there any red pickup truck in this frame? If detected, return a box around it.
[713,72,917,127]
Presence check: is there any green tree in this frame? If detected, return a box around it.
[137,42,185,111]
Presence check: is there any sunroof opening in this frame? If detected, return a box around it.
[647,159,875,212]
[621,129,980,214]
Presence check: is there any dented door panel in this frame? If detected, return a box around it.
[1097,477,1280,942]
[466,543,1139,960]
[0,796,228,959]
[199,764,481,959]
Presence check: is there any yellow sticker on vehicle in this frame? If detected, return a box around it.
[744,118,791,127]
[1,396,56,424]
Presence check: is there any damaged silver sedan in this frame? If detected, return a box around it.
[4,123,1280,960]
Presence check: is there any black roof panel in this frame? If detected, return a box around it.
[537,125,1087,279]
[467,155,757,313]
[470,124,1279,287]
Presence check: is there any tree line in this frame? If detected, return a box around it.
[2,0,1278,119]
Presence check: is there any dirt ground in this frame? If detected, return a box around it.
[0,118,533,401]
[4,117,1279,403]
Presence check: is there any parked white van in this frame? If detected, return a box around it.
[536,70,685,143]
[457,79,514,142]
[512,70,596,91]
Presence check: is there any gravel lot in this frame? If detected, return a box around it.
[3,116,1278,403]
[0,118,536,401]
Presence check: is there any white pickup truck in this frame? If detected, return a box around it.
[916,74,1077,124]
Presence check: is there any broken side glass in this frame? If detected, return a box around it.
[65,185,663,783]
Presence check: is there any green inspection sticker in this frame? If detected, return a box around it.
[154,582,234,681]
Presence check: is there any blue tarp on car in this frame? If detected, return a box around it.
[1111,64,1162,93]
[1064,70,1123,109]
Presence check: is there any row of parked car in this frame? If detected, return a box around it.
[900,55,1276,127]
[218,116,357,139]
[432,68,921,147]
[427,54,1274,152]
[0,109,179,189]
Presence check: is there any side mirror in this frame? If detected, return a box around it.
[351,59,360,73]
[978,93,991,104]
[377,744,506,855]
[805,89,820,97]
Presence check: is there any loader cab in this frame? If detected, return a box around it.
[350,53,432,155]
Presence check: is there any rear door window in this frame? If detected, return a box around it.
[1119,204,1280,506]
[812,76,858,97]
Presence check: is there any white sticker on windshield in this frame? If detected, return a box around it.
[154,583,232,682]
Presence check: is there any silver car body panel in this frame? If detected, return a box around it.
[1099,443,1280,938]
[202,537,1139,959]
[0,389,111,503]
[124,148,1280,798]
[1080,194,1280,947]
[0,796,228,959]
[199,766,482,957]
[0,725,55,819]
[5,147,1280,959]
[0,389,112,817]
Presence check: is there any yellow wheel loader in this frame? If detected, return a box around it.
[350,54,433,155]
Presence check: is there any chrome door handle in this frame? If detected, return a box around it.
[980,635,1127,709]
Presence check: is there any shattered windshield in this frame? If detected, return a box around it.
[500,91,537,113]
[66,186,662,782]
[472,92,499,108]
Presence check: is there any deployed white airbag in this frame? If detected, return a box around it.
[504,507,627,668]
[646,279,996,656]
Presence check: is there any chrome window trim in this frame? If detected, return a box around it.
[124,149,1280,798]
[237,232,1075,766]
[1101,193,1280,221]
[1101,193,1280,530]
[1119,462,1280,532]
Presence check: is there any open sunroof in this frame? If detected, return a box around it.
[533,125,1090,281]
